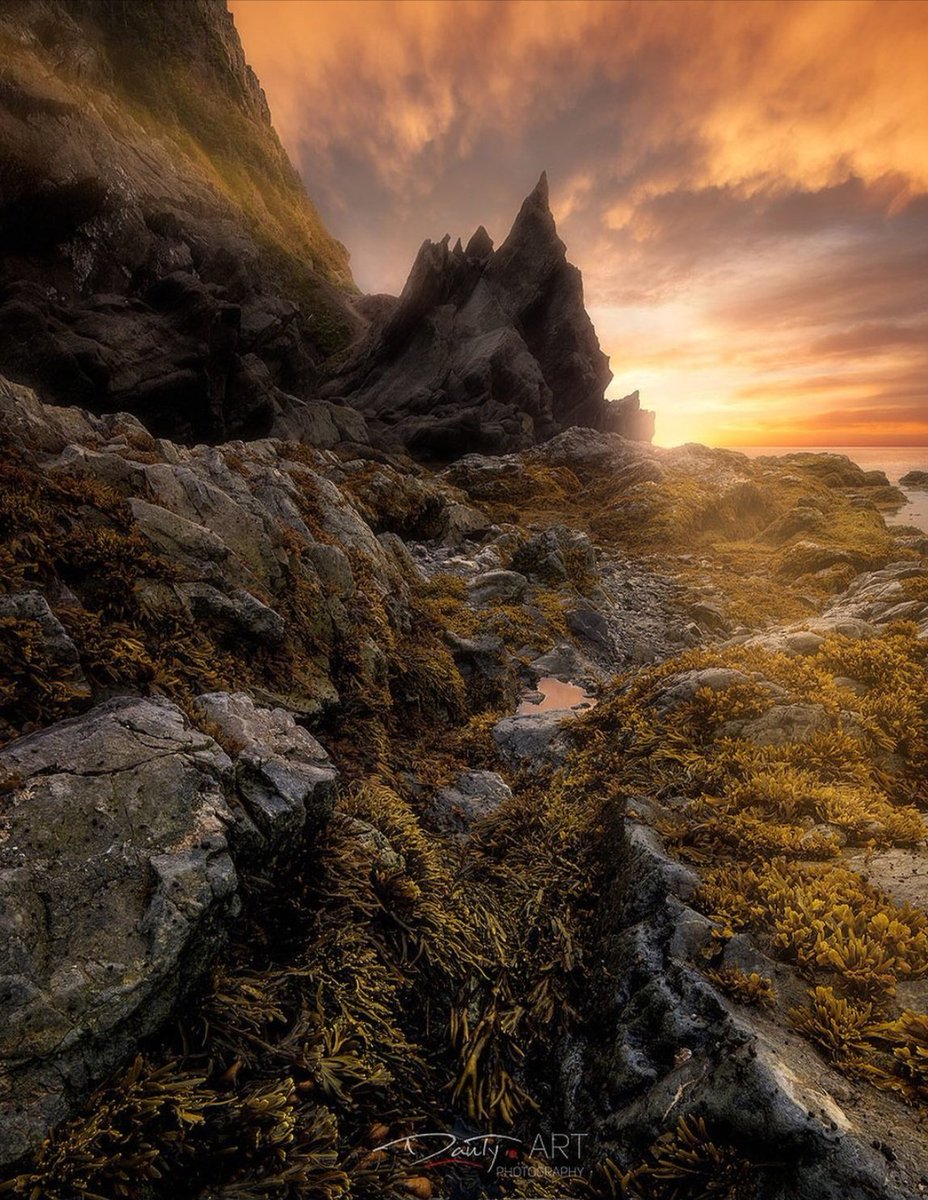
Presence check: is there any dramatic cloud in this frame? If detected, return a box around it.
[229,0,928,446]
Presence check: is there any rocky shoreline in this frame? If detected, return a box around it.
[2,374,928,1197]
[1,4,927,1196]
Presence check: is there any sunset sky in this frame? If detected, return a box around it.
[229,0,928,447]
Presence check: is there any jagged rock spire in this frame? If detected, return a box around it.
[465,225,494,260]
[494,170,563,267]
[328,171,652,456]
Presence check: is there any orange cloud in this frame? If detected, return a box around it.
[229,0,928,446]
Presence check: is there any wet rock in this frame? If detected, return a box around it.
[0,697,237,1165]
[564,808,911,1200]
[900,470,928,488]
[528,642,601,687]
[565,603,612,653]
[430,771,512,837]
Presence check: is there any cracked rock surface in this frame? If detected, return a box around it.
[0,693,324,1164]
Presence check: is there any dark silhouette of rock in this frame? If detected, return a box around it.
[0,0,361,444]
[325,172,654,457]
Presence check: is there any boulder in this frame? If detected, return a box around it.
[720,702,832,746]
[0,698,237,1164]
[430,771,513,837]
[491,710,574,771]
[467,569,529,606]
[565,603,612,653]
[438,501,492,546]
[193,692,337,856]
[900,470,928,489]
[510,525,597,584]
[652,668,757,711]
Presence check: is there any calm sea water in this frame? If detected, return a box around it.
[738,447,928,534]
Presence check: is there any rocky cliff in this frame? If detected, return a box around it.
[0,1,653,462]
[326,173,656,457]
[0,0,362,444]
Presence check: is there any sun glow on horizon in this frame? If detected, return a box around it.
[230,0,928,448]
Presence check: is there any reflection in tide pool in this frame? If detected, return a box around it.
[517,676,597,715]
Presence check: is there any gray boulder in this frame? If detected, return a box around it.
[492,710,574,771]
[430,771,513,837]
[193,692,337,855]
[0,697,237,1165]
[652,668,757,711]
[720,703,833,746]
[467,569,529,606]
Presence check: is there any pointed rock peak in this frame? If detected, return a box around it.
[452,237,464,257]
[465,225,494,259]
[495,170,564,267]
[531,170,549,208]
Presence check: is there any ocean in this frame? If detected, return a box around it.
[738,446,928,534]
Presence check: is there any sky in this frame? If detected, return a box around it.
[229,0,928,448]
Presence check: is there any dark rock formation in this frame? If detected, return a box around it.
[326,173,654,457]
[901,469,928,488]
[566,809,911,1200]
[0,0,362,444]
